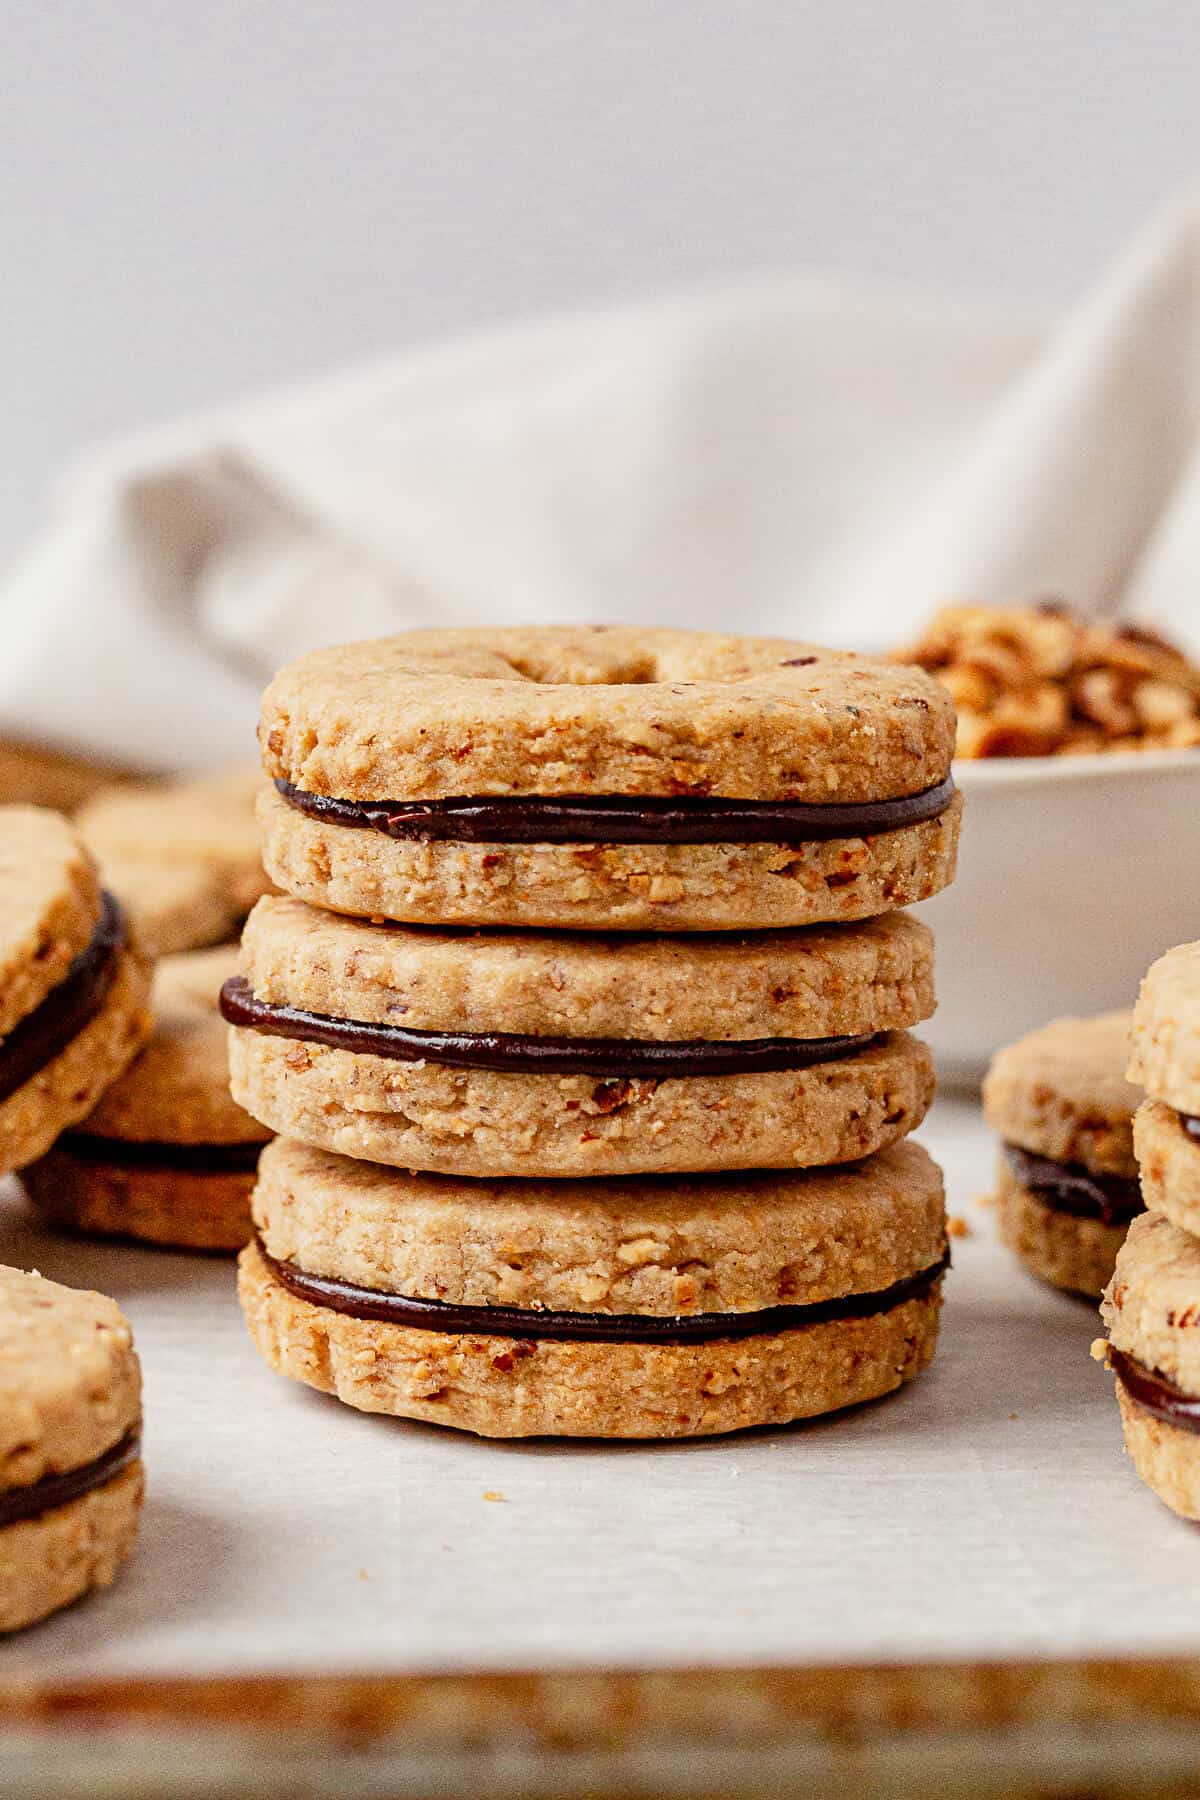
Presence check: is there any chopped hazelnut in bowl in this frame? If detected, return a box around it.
[893,602,1200,1085]
[896,600,1200,759]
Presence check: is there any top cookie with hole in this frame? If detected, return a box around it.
[258,626,961,931]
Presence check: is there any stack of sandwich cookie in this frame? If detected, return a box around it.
[231,625,959,1437]
[25,947,271,1251]
[1097,941,1200,1517]
[983,1012,1142,1298]
[0,807,151,1176]
[0,1265,143,1633]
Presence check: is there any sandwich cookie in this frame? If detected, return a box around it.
[1128,940,1200,1235]
[224,896,936,1178]
[982,1012,1142,1297]
[0,808,151,1176]
[240,1136,948,1438]
[0,1265,143,1631]
[1098,1211,1200,1520]
[24,947,271,1251]
[258,626,961,933]
[77,767,271,956]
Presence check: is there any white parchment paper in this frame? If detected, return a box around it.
[2,1097,1195,1680]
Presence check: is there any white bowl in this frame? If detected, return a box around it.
[917,747,1200,1088]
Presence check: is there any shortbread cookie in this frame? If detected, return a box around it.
[224,898,936,1177]
[1099,1211,1200,1519]
[983,1011,1141,1297]
[0,808,152,1175]
[25,947,271,1251]
[240,1137,948,1437]
[258,626,961,930]
[1129,941,1200,1234]
[0,1265,143,1631]
[78,767,270,953]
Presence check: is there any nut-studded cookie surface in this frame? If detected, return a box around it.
[239,1139,947,1438]
[257,627,960,930]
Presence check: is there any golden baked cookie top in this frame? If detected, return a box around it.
[259,626,955,805]
[238,894,934,1042]
[983,1010,1139,1176]
[252,1135,946,1317]
[0,1264,140,1492]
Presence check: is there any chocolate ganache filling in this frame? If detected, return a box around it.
[275,775,957,846]
[0,1427,141,1530]
[0,892,126,1107]
[1109,1348,1200,1434]
[220,977,877,1078]
[255,1236,950,1345]
[57,1132,266,1175]
[1004,1144,1144,1228]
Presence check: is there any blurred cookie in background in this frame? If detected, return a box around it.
[0,737,139,814]
[24,945,271,1252]
[77,767,271,955]
[983,1011,1142,1298]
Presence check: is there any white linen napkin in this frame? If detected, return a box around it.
[3,194,1199,770]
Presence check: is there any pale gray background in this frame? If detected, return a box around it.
[4,1,1199,556]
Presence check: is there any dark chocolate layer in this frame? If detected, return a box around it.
[0,893,126,1108]
[0,1428,141,1530]
[275,775,957,846]
[1110,1348,1200,1435]
[1004,1144,1144,1228]
[255,1236,950,1345]
[219,977,877,1078]
[57,1132,267,1175]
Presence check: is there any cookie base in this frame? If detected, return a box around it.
[23,1148,255,1253]
[995,1163,1130,1299]
[0,1460,143,1633]
[0,948,152,1177]
[1115,1380,1200,1521]
[229,1029,934,1178]
[238,1241,942,1439]
[259,782,962,933]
